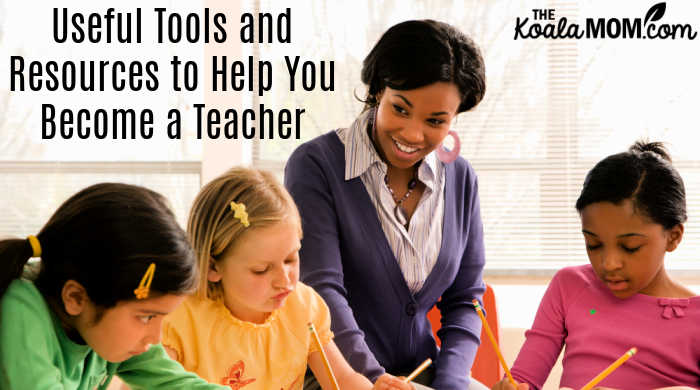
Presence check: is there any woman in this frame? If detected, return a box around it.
[285,20,487,390]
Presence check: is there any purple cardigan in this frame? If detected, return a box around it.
[284,131,486,389]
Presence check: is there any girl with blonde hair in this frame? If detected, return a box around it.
[163,167,412,390]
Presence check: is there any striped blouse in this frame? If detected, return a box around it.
[336,110,445,294]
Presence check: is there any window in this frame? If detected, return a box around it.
[4,1,698,272]
[1,0,205,232]
[251,0,700,272]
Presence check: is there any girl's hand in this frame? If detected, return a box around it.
[372,373,414,390]
[491,378,528,390]
[309,341,413,390]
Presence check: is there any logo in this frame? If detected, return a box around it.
[514,3,697,40]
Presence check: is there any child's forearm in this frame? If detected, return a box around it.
[335,371,373,389]
[308,341,372,390]
[310,341,412,390]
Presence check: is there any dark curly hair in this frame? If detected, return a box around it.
[361,19,486,113]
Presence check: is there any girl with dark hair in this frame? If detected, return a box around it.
[0,183,228,389]
[495,142,699,390]
[285,20,488,389]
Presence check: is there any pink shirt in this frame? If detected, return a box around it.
[511,265,700,389]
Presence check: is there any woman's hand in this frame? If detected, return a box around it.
[372,374,414,390]
[491,378,528,390]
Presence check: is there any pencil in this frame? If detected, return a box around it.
[308,322,340,390]
[403,358,432,383]
[580,347,637,390]
[472,299,517,387]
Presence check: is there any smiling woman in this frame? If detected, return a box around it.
[285,19,489,390]
[373,82,460,170]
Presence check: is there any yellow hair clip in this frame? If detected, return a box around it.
[27,235,42,257]
[230,201,250,227]
[134,263,156,299]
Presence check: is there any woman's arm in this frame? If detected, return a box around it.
[431,167,486,389]
[309,340,412,390]
[285,142,385,380]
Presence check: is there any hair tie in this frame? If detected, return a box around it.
[134,263,156,299]
[230,201,250,227]
[27,235,42,257]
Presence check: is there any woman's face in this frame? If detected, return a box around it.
[374,82,461,170]
[580,199,683,299]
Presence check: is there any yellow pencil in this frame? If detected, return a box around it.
[308,322,340,390]
[472,299,517,387]
[403,358,432,383]
[580,347,637,390]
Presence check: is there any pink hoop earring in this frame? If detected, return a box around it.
[436,130,461,163]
